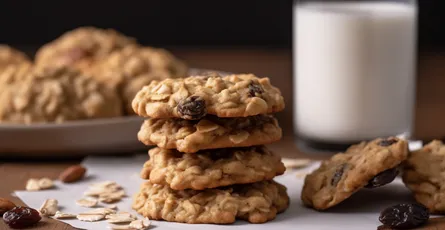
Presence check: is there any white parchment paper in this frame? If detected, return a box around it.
[15,141,422,230]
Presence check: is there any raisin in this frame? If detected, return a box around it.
[177,96,207,120]
[379,138,398,147]
[331,164,347,186]
[365,167,399,188]
[379,203,429,229]
[248,82,264,97]
[3,206,41,229]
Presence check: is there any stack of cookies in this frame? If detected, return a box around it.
[131,73,290,224]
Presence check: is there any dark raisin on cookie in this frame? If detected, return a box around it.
[248,82,264,97]
[379,138,398,147]
[331,164,347,186]
[177,96,207,120]
[365,167,399,189]
[379,203,429,229]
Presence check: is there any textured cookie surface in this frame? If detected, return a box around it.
[0,62,32,85]
[132,73,285,119]
[403,140,445,214]
[132,180,289,224]
[301,137,408,210]
[87,46,187,114]
[141,146,285,190]
[0,66,122,124]
[138,114,281,153]
[0,45,30,69]
[35,27,135,70]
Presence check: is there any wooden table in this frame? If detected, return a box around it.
[1,49,445,229]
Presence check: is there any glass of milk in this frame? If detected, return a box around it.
[293,0,417,150]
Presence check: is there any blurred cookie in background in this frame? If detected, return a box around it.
[0,65,122,124]
[34,27,136,71]
[0,62,33,85]
[0,45,30,69]
[88,45,188,114]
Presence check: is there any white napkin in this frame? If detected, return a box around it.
[14,141,423,230]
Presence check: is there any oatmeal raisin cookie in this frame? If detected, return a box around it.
[0,66,122,124]
[88,46,187,114]
[0,45,30,69]
[403,140,445,214]
[132,180,289,224]
[35,27,135,70]
[138,114,281,152]
[141,146,285,190]
[302,137,408,210]
[132,73,285,119]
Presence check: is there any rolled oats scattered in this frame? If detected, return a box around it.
[282,158,312,170]
[83,208,116,215]
[54,211,76,219]
[99,190,126,204]
[129,218,151,230]
[296,172,309,179]
[76,197,98,208]
[107,204,118,210]
[84,181,123,197]
[76,213,105,222]
[82,181,126,205]
[25,179,40,191]
[107,223,132,230]
[39,198,58,216]
[37,178,54,190]
[106,212,137,224]
[26,178,55,191]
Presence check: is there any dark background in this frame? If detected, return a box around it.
[0,0,442,51]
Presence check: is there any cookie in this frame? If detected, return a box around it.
[301,137,408,210]
[403,140,445,214]
[0,45,30,69]
[0,62,32,85]
[132,180,289,224]
[141,146,285,190]
[138,114,281,153]
[132,73,285,119]
[35,27,135,71]
[87,46,188,114]
[0,66,122,124]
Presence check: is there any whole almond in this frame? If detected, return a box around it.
[59,165,87,183]
[0,198,16,215]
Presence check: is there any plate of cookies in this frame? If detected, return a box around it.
[0,27,233,156]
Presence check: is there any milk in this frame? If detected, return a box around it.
[294,2,417,143]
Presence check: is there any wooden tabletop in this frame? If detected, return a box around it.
[1,48,445,229]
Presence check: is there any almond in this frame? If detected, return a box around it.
[0,198,16,215]
[59,165,87,183]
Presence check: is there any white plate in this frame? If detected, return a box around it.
[0,69,229,157]
[0,116,146,156]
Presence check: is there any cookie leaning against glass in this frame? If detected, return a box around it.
[132,73,285,119]
[301,137,408,210]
